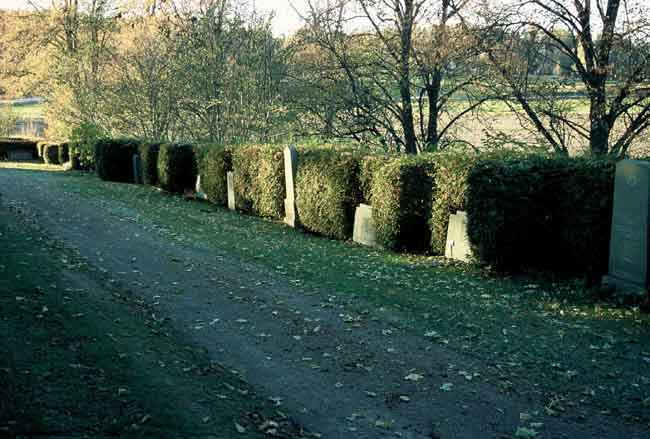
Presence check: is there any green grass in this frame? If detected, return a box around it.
[21,170,650,426]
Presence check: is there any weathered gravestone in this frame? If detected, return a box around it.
[227,171,236,211]
[353,204,378,247]
[195,175,208,200]
[132,154,143,184]
[604,160,650,293]
[283,145,299,227]
[445,211,472,262]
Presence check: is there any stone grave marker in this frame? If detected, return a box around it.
[283,145,299,227]
[227,171,236,211]
[604,160,650,293]
[445,211,472,262]
[132,154,143,184]
[353,204,378,247]
[195,175,208,200]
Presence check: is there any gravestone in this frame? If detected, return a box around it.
[353,204,378,247]
[283,145,299,227]
[132,154,143,184]
[603,160,650,293]
[445,211,472,262]
[195,175,208,200]
[227,171,236,211]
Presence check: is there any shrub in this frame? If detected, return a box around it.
[466,155,615,279]
[371,154,437,253]
[94,138,140,182]
[42,143,60,165]
[158,143,198,193]
[58,142,70,164]
[69,123,104,170]
[295,149,364,240]
[197,144,232,206]
[359,154,390,205]
[139,141,162,185]
[231,144,285,218]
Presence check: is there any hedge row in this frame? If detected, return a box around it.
[0,138,37,160]
[89,137,617,280]
[95,138,140,182]
[231,144,285,218]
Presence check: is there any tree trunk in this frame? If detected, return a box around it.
[589,81,611,155]
[400,0,417,154]
[425,70,442,150]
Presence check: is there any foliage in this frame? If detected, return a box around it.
[371,154,436,252]
[0,108,17,137]
[295,149,363,240]
[466,155,615,279]
[138,141,162,186]
[196,144,232,206]
[231,144,285,218]
[157,143,198,194]
[69,123,104,169]
[359,154,390,205]
[94,138,140,183]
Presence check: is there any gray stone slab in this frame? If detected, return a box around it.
[605,160,650,293]
[132,154,143,184]
[353,204,378,247]
[444,211,472,262]
[227,171,236,211]
[195,175,208,200]
[283,145,299,227]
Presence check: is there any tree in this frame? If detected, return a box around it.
[473,0,650,156]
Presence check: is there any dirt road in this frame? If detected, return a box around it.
[1,168,648,438]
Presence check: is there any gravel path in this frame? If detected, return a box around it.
[1,168,647,439]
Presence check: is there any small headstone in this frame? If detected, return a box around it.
[604,160,650,293]
[445,211,472,262]
[132,154,143,184]
[227,171,236,211]
[353,204,378,247]
[195,175,208,200]
[283,145,299,227]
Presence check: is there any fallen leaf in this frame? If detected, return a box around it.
[404,373,423,381]
[515,427,538,438]
[234,422,246,433]
[440,383,453,392]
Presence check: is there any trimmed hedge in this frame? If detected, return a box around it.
[231,144,285,218]
[295,149,363,240]
[359,154,391,205]
[466,155,615,279]
[0,138,37,160]
[139,141,162,185]
[94,138,140,182]
[58,142,70,164]
[372,154,437,252]
[43,143,60,165]
[158,143,198,193]
[197,144,232,206]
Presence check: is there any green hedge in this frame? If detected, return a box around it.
[466,155,615,279]
[139,142,161,185]
[197,144,232,206]
[295,149,363,240]
[158,143,198,193]
[231,144,285,218]
[0,138,37,160]
[94,138,140,182]
[372,154,437,252]
[43,143,60,165]
[58,142,69,164]
[359,154,391,205]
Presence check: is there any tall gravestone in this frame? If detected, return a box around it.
[227,172,236,211]
[283,145,299,227]
[604,160,650,293]
[353,204,378,247]
[132,154,143,184]
[445,211,472,262]
[195,175,208,200]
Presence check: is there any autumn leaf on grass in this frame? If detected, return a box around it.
[515,427,538,438]
[234,422,246,433]
[439,383,453,392]
[404,373,423,381]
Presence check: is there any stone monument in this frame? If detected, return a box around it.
[195,175,208,200]
[604,160,650,293]
[283,145,299,227]
[227,171,236,211]
[353,204,378,247]
[445,211,472,262]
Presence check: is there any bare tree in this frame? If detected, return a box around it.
[473,0,650,156]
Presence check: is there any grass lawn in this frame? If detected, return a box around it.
[38,169,650,427]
